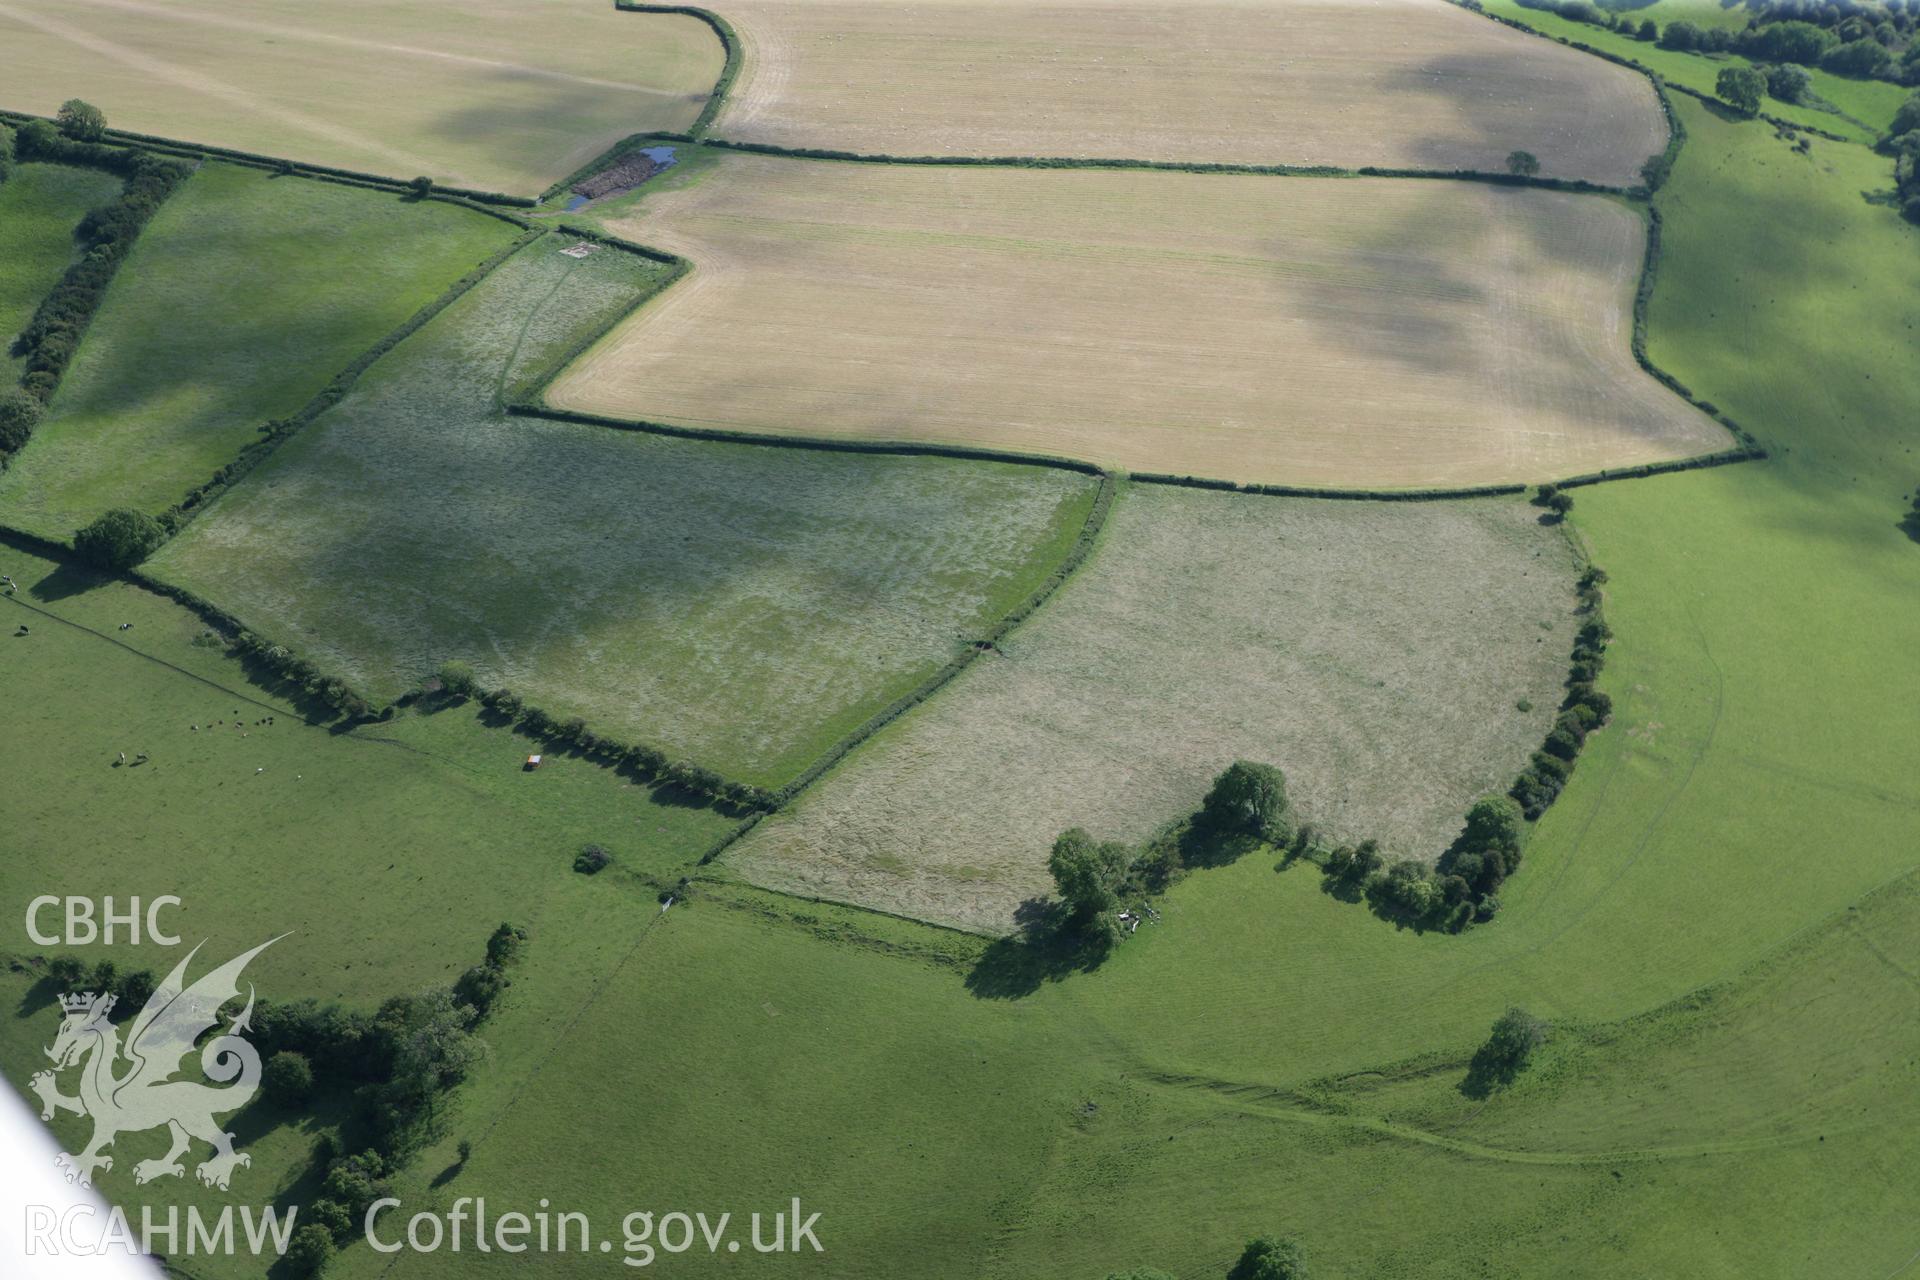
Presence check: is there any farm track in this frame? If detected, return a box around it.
[1,588,287,720]
[5,14,1918,1280]
[0,0,723,193]
[457,906,676,1164]
[0,585,507,787]
[1139,1068,1839,1166]
[1515,606,1726,951]
[0,0,1771,878]
[0,0,458,182]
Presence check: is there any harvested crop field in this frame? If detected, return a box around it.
[552,153,1729,488]
[0,162,514,539]
[728,485,1578,934]
[708,0,1666,184]
[149,236,1100,789]
[0,0,723,194]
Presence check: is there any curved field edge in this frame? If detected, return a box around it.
[1463,0,1913,141]
[145,235,1109,791]
[545,152,1733,490]
[0,59,1913,1280]
[0,0,727,196]
[695,0,1669,185]
[0,533,741,1005]
[989,866,1920,1279]
[0,161,522,539]
[726,486,1581,934]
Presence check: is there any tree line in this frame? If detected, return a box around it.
[442,666,777,812]
[1040,534,1614,940]
[1509,0,1920,85]
[0,103,192,471]
[1888,90,1920,221]
[41,920,526,1274]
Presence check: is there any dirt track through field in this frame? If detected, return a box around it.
[552,155,1729,488]
[710,0,1667,185]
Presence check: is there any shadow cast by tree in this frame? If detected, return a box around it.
[964,900,1114,1000]
[1458,1007,1548,1100]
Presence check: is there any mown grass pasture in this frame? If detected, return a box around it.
[0,545,735,1271]
[0,536,737,1005]
[555,152,1728,488]
[984,864,1920,1280]
[711,0,1667,184]
[0,0,724,194]
[3,19,1918,1280]
[332,893,1088,1280]
[149,235,1100,788]
[306,855,1920,1279]
[0,162,122,378]
[731,487,1577,933]
[0,162,515,539]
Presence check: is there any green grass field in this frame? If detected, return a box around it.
[0,535,738,1004]
[981,864,1920,1280]
[150,234,1100,788]
[0,162,515,539]
[0,530,743,1274]
[290,83,1920,1280]
[328,893,1089,1280]
[3,25,1917,1280]
[0,162,122,379]
[1479,0,1913,138]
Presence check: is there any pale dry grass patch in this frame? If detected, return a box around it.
[729,486,1579,933]
[712,0,1666,184]
[0,0,723,193]
[552,154,1729,488]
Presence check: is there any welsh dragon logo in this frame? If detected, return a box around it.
[29,937,283,1191]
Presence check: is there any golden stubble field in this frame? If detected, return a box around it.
[0,0,723,193]
[710,0,1666,184]
[728,486,1580,934]
[551,153,1730,488]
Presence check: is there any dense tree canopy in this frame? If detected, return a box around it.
[1201,761,1293,843]
[1717,66,1768,116]
[73,508,167,569]
[1228,1236,1309,1280]
[56,98,107,142]
[1048,828,1130,925]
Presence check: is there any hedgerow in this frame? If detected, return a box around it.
[474,471,1119,828]
[0,109,537,208]
[162,228,543,530]
[236,922,528,1270]
[474,686,776,813]
[694,134,1632,193]
[612,3,744,138]
[1131,472,1529,502]
[510,402,1109,477]
[767,471,1118,811]
[3,127,190,466]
